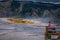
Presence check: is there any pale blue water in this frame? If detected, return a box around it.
[0,18,46,40]
[0,18,46,35]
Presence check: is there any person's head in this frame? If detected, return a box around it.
[49,21,51,23]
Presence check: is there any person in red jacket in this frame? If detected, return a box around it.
[48,21,52,28]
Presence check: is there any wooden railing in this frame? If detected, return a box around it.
[45,26,60,40]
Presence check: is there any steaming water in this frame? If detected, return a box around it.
[0,17,50,40]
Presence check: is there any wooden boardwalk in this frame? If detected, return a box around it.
[45,26,60,40]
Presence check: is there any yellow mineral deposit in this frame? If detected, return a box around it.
[7,19,34,24]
